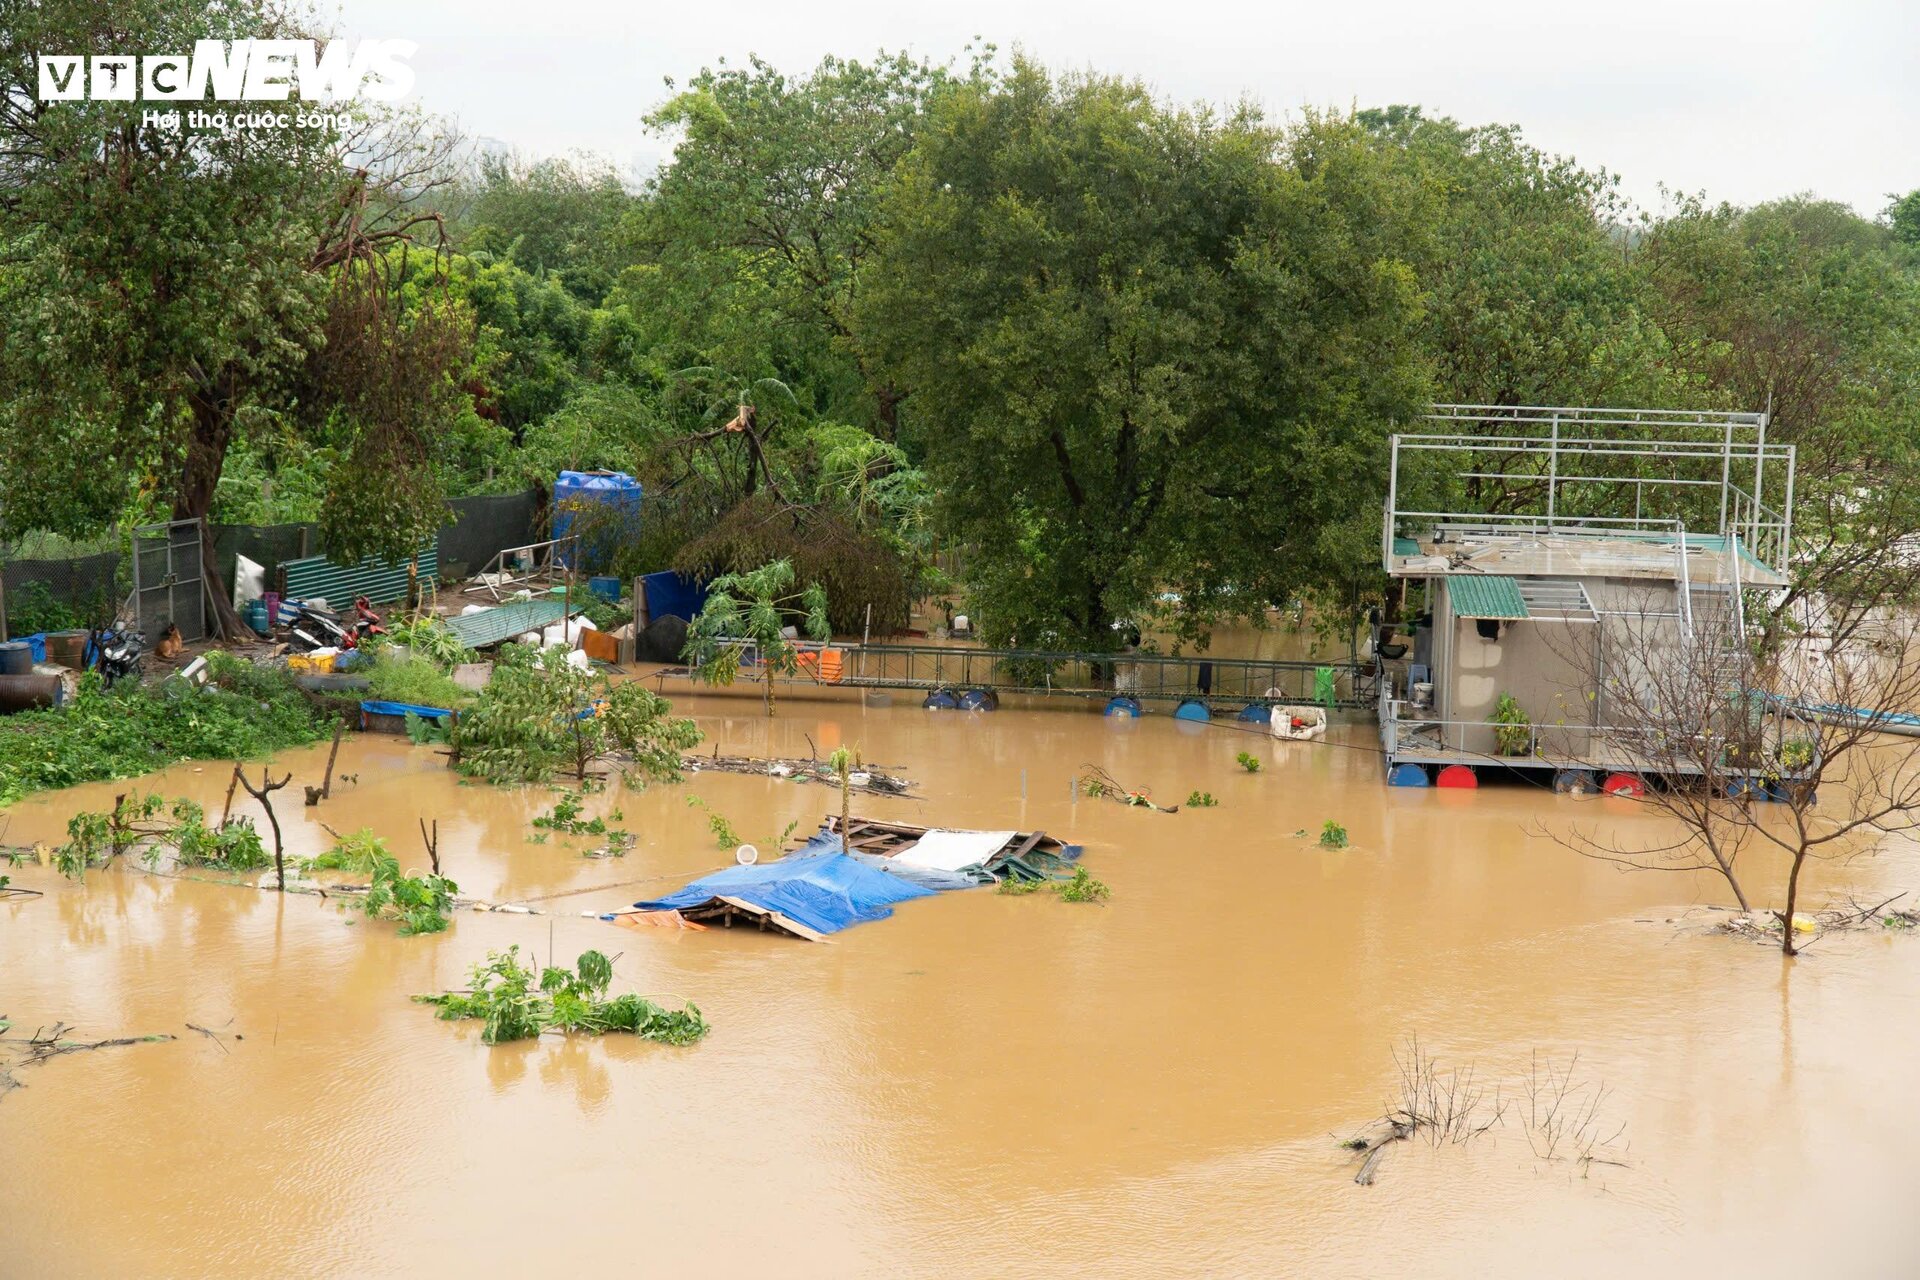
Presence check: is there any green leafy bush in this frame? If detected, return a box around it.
[533,789,623,836]
[450,646,700,785]
[1318,820,1349,850]
[0,660,328,805]
[1185,790,1218,807]
[1491,693,1533,757]
[380,616,476,668]
[363,853,458,936]
[1055,865,1111,903]
[414,945,709,1046]
[1236,751,1261,773]
[304,828,392,874]
[54,795,269,880]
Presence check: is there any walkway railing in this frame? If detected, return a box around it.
[677,640,1377,709]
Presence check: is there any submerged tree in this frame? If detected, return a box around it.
[681,559,830,716]
[1554,590,1920,955]
[451,645,702,784]
[861,62,1429,650]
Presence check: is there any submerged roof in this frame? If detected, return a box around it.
[1446,576,1529,620]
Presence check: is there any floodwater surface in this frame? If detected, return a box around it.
[3,683,1919,1278]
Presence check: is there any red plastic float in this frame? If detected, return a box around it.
[1602,772,1645,798]
[1436,764,1478,789]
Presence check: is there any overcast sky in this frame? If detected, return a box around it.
[330,0,1917,216]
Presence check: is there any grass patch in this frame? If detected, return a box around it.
[367,653,472,711]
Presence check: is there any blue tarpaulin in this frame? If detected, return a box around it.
[634,850,936,935]
[641,569,709,623]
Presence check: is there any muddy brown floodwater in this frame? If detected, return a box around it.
[4,682,1920,1278]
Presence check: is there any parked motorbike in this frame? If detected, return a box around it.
[286,603,354,652]
[92,624,147,687]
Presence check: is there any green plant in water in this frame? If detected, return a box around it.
[1319,820,1350,850]
[304,828,392,874]
[1491,692,1533,757]
[450,646,700,785]
[54,795,269,880]
[1054,865,1111,903]
[363,854,458,936]
[414,945,708,1046]
[1778,736,1816,772]
[1185,790,1218,807]
[680,558,831,717]
[828,744,859,850]
[684,795,741,848]
[533,789,622,836]
[1236,751,1261,773]
[996,874,1047,896]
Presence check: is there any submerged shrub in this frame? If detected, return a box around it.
[414,946,708,1046]
[54,795,271,880]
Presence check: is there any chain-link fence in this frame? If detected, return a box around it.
[1,490,542,639]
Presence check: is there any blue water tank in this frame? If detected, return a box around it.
[1104,696,1141,718]
[1174,700,1211,722]
[1388,763,1429,787]
[1235,704,1272,724]
[924,689,959,710]
[553,471,642,571]
[957,689,998,711]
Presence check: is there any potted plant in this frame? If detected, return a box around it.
[1490,692,1533,757]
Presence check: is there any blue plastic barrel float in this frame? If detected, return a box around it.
[1173,700,1211,722]
[1387,762,1429,787]
[1104,696,1141,718]
[1553,769,1599,795]
[1235,704,1272,724]
[923,689,959,710]
[957,688,998,711]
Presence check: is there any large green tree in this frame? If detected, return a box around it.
[860,62,1427,650]
[642,51,986,436]
[1636,196,1920,632]
[0,0,468,633]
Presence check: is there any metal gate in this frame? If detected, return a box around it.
[132,518,209,642]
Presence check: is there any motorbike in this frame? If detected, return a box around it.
[286,598,386,652]
[91,623,147,687]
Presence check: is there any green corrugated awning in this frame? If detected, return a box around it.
[1446,575,1530,620]
[444,598,575,650]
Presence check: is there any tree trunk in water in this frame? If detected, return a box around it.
[1779,851,1808,956]
[177,382,245,640]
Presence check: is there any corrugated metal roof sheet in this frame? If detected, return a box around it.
[282,540,438,606]
[1446,575,1530,620]
[444,597,572,650]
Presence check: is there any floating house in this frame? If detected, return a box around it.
[1377,405,1796,788]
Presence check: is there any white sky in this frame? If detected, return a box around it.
[330,0,1918,216]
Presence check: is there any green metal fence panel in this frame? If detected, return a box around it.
[281,539,438,606]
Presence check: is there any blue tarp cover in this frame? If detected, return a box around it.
[359,700,458,721]
[634,849,936,935]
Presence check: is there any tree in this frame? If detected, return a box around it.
[681,559,830,716]
[0,0,467,635]
[1553,590,1920,956]
[1635,196,1920,646]
[450,646,702,784]
[644,51,986,436]
[1887,189,1920,247]
[860,62,1428,650]
[1358,105,1673,408]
